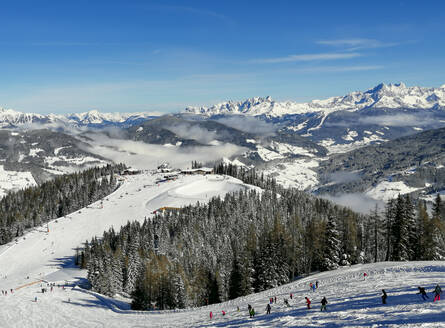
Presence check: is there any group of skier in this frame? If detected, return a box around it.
[304,296,328,311]
[416,285,442,302]
[381,284,442,304]
[209,280,443,321]
[1,289,13,296]
[309,281,319,292]
[265,295,328,314]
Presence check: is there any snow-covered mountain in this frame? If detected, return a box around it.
[185,83,445,117]
[0,108,48,127]
[0,108,159,128]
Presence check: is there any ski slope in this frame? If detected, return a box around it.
[0,172,444,327]
[0,173,257,294]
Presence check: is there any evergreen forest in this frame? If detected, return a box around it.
[82,165,445,310]
[0,164,125,245]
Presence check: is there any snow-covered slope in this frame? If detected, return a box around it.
[0,173,259,290]
[185,83,445,117]
[1,171,444,328]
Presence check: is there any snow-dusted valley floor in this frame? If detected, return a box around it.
[1,172,444,328]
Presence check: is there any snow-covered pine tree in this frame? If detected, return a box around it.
[433,193,444,221]
[170,265,187,308]
[403,195,417,260]
[391,195,410,261]
[321,216,341,270]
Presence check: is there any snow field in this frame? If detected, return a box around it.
[0,165,37,199]
[366,181,421,201]
[262,157,320,190]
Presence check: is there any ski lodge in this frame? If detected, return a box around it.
[180,167,213,175]
[152,207,181,214]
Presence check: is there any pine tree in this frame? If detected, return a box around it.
[131,267,151,310]
[321,216,341,270]
[415,201,429,259]
[433,194,443,221]
[403,195,417,260]
[391,195,410,261]
[170,268,187,308]
[228,256,243,300]
[384,199,396,261]
[370,205,385,262]
[207,271,220,305]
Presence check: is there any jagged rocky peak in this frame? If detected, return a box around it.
[185,96,274,115]
[184,83,445,117]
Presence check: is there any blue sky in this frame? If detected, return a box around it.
[1,0,444,114]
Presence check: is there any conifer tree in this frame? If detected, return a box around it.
[321,216,341,270]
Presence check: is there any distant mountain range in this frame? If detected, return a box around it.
[0,108,159,129]
[185,83,445,117]
[1,82,445,203]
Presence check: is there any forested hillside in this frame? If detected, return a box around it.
[81,165,445,310]
[0,164,125,245]
[317,127,445,195]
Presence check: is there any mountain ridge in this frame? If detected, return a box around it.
[185,82,445,117]
[0,108,160,128]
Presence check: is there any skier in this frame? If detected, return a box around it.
[249,307,255,318]
[309,283,313,291]
[316,280,319,289]
[290,292,293,299]
[35,296,37,302]
[274,296,277,303]
[284,298,290,307]
[222,310,226,316]
[305,297,311,309]
[433,284,442,302]
[312,283,316,292]
[363,272,368,281]
[321,297,328,311]
[266,303,271,314]
[209,311,213,319]
[381,289,387,304]
[417,286,429,300]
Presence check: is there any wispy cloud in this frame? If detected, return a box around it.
[317,38,401,51]
[358,113,437,127]
[292,65,384,73]
[250,52,361,64]
[83,134,246,170]
[321,193,384,214]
